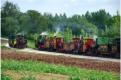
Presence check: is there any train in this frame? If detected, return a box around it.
[8,33,120,58]
[35,33,120,58]
[8,33,27,49]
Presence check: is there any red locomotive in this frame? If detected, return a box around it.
[35,33,96,55]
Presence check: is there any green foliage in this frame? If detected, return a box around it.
[19,13,31,33]
[105,15,120,38]
[27,33,39,41]
[1,74,13,80]
[1,59,120,80]
[64,27,73,43]
[2,17,20,35]
[85,9,111,29]
[1,1,20,18]
[1,1,20,36]
[1,1,120,39]
[26,10,42,34]
[97,37,109,45]
[80,17,98,35]
[27,40,35,48]
[1,46,9,49]
[70,76,80,80]
[98,14,120,38]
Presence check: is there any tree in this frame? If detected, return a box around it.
[1,1,20,18]
[1,1,20,36]
[64,27,73,43]
[26,10,42,34]
[19,13,31,33]
[1,17,20,36]
[78,16,98,36]
[85,9,111,29]
[104,14,120,37]
[1,1,120,39]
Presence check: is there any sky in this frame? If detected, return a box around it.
[1,0,120,17]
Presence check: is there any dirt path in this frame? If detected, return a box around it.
[3,70,69,80]
[1,49,120,73]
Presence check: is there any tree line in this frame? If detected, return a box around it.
[1,1,120,40]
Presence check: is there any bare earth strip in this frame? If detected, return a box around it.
[3,70,69,80]
[1,49,120,73]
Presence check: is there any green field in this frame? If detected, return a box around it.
[27,40,35,49]
[1,59,120,80]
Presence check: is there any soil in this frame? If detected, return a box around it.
[1,49,120,73]
[3,70,69,80]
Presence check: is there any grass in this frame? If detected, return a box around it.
[27,40,35,49]
[2,71,37,80]
[1,74,13,80]
[1,59,120,80]
[1,45,9,49]
[20,75,36,80]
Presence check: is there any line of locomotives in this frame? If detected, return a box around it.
[8,33,120,58]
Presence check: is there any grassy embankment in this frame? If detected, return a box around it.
[1,59,120,80]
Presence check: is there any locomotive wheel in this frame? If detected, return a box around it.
[73,49,79,54]
[110,52,120,59]
[85,48,93,56]
[115,53,120,59]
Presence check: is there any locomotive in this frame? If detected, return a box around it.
[35,33,120,58]
[8,33,27,49]
[96,37,120,58]
[8,32,120,58]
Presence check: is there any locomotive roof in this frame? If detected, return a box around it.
[16,33,25,36]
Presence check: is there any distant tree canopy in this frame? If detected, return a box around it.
[85,10,111,29]
[1,1,20,36]
[1,1,120,39]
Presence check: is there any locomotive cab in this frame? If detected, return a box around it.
[56,37,64,51]
[72,38,80,54]
[73,38,80,49]
[15,34,27,49]
[111,38,120,58]
[83,38,96,54]
[96,37,109,54]
[8,33,27,49]
[35,35,46,50]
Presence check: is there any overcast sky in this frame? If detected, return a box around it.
[1,0,120,17]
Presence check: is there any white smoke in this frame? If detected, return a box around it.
[93,35,98,41]
[54,27,60,36]
[40,31,48,35]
